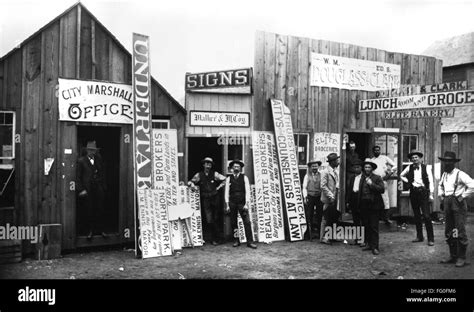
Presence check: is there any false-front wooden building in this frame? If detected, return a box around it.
[0,2,186,254]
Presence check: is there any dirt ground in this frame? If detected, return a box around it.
[1,214,474,280]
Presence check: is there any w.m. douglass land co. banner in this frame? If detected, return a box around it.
[270,99,306,241]
[133,33,153,258]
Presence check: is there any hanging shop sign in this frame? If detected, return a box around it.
[374,80,468,98]
[251,131,285,243]
[310,53,401,91]
[133,33,153,258]
[58,78,133,124]
[185,68,252,94]
[189,111,250,127]
[271,99,306,241]
[359,90,474,113]
[382,108,456,119]
[313,133,341,172]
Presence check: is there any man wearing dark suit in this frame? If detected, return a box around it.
[346,158,364,244]
[77,140,107,240]
[360,158,385,255]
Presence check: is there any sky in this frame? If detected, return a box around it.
[0,0,473,105]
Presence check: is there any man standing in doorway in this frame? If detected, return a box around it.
[188,157,226,246]
[346,141,360,195]
[303,160,323,240]
[370,146,396,225]
[76,140,107,240]
[438,151,474,267]
[400,150,435,246]
[346,158,364,245]
[224,160,257,249]
[320,153,340,244]
[360,158,385,255]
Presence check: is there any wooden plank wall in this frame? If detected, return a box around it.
[254,30,443,214]
[0,4,186,251]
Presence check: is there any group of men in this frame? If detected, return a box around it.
[303,144,474,267]
[186,142,473,267]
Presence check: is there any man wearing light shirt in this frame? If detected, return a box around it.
[224,160,257,249]
[438,151,474,267]
[400,150,434,246]
[370,146,397,225]
[303,160,323,240]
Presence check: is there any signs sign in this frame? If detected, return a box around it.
[252,131,285,243]
[133,33,153,257]
[359,90,474,113]
[310,53,401,91]
[58,78,133,124]
[189,111,250,127]
[313,133,341,172]
[271,99,306,241]
[185,68,252,94]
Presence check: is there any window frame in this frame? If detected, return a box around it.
[0,111,16,160]
[151,118,170,129]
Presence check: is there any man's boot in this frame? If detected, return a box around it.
[440,241,457,264]
[455,243,467,268]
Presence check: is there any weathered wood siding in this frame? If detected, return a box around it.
[254,31,443,215]
[0,3,186,251]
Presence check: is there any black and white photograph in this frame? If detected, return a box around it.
[0,0,473,309]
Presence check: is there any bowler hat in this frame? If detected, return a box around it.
[86,140,99,150]
[438,151,461,162]
[229,159,245,168]
[407,150,423,159]
[326,153,340,162]
[307,160,322,167]
[201,157,214,165]
[362,158,377,170]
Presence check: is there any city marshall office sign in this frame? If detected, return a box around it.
[189,111,250,127]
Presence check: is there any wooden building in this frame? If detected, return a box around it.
[0,3,186,254]
[253,31,443,218]
[425,32,474,210]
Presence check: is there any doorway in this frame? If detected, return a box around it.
[76,126,120,236]
[187,137,225,242]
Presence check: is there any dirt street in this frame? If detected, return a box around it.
[1,215,473,280]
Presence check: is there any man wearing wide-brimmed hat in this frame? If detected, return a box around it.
[224,159,257,249]
[303,160,323,240]
[400,150,435,246]
[320,153,341,244]
[76,140,107,240]
[188,157,227,246]
[438,151,474,267]
[359,158,385,255]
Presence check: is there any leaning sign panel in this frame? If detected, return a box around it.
[270,99,306,241]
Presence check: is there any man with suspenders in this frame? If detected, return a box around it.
[438,151,474,267]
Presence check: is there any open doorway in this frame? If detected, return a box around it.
[187,137,225,243]
[345,132,371,161]
[76,126,120,237]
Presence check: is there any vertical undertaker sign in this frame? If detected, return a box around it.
[270,99,306,241]
[133,33,153,257]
